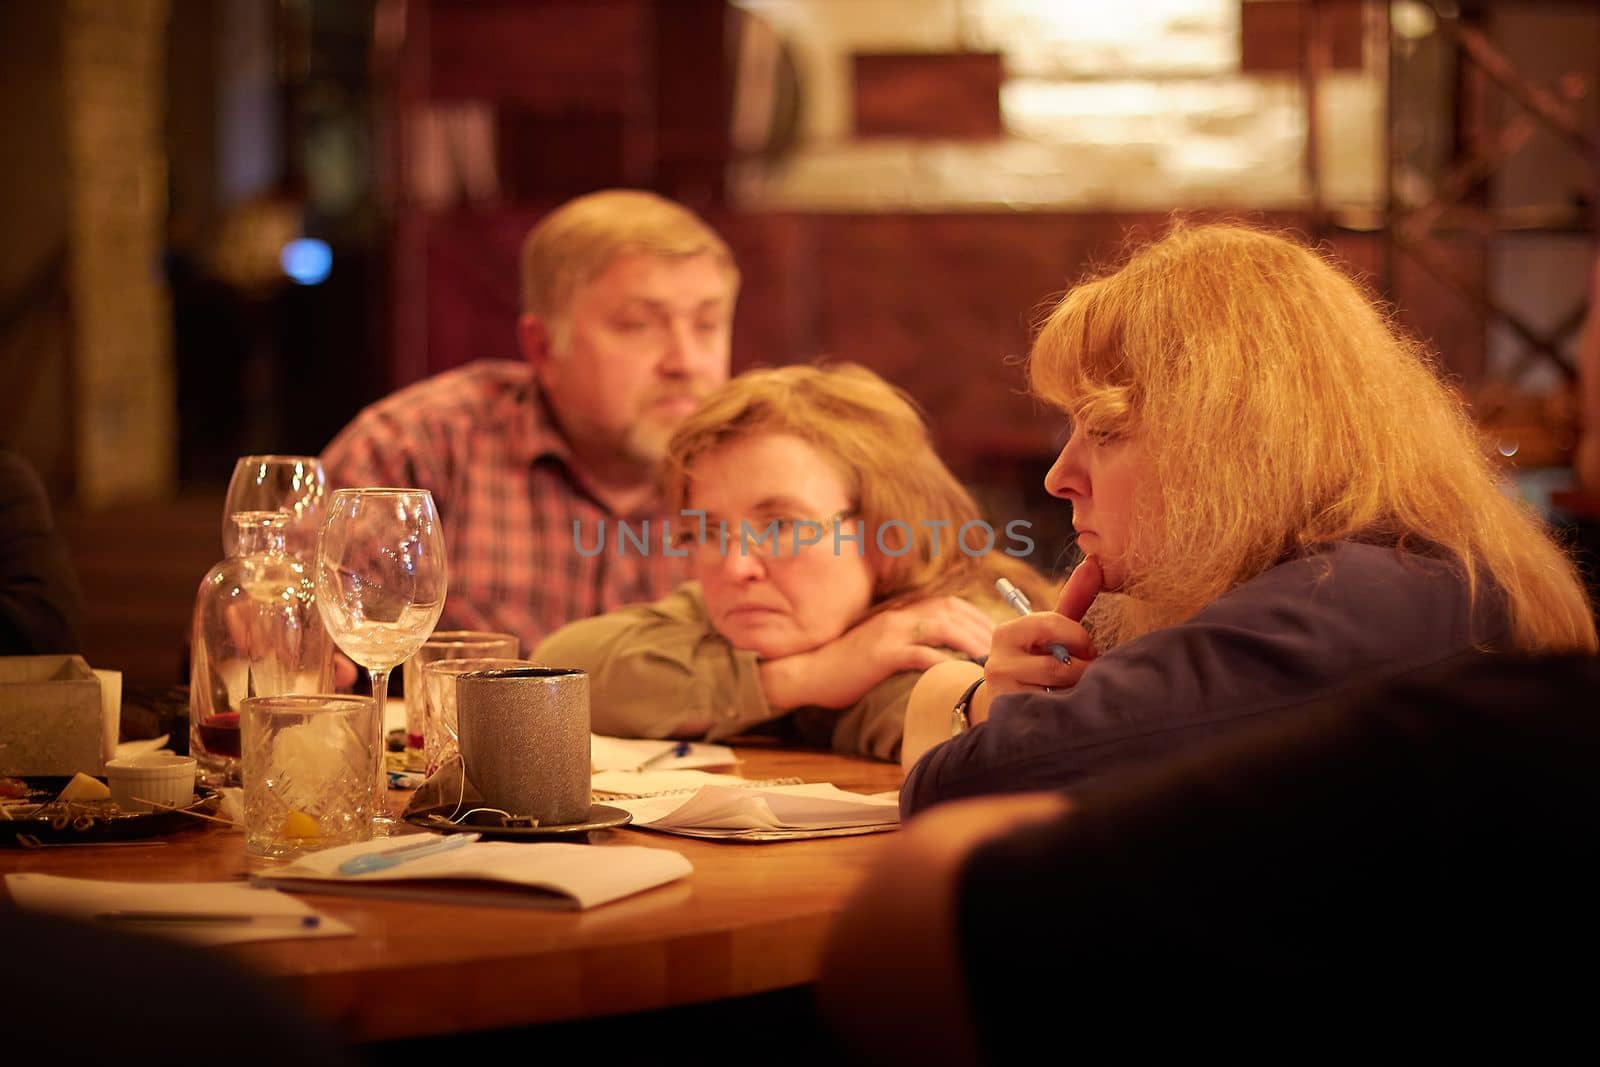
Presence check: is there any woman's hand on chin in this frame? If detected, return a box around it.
[758,597,996,711]
[984,556,1102,696]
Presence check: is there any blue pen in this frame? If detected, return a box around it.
[994,578,1073,665]
[337,832,478,876]
[637,740,693,770]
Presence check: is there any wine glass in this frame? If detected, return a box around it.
[315,488,448,831]
[224,455,327,561]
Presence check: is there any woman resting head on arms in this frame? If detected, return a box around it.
[534,363,1053,761]
[900,221,1597,807]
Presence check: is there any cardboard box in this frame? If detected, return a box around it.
[0,655,107,776]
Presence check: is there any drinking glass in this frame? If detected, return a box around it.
[241,694,376,859]
[420,656,535,776]
[401,631,519,769]
[223,455,327,561]
[315,488,448,831]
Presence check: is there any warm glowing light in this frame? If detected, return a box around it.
[1391,0,1438,41]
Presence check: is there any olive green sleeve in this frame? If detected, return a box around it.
[827,670,920,762]
[532,584,779,741]
[782,670,921,763]
[818,589,1019,762]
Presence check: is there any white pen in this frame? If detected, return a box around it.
[994,578,1073,665]
[337,832,477,876]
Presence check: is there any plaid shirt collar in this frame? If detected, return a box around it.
[513,376,667,521]
[506,374,573,468]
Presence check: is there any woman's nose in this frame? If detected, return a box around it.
[1044,435,1088,500]
[716,539,769,581]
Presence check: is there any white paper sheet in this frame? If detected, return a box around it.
[3,873,352,945]
[93,669,121,765]
[254,837,693,910]
[589,735,736,772]
[114,735,170,759]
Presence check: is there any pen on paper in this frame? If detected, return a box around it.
[994,578,1072,665]
[95,911,321,928]
[637,740,692,770]
[336,831,476,875]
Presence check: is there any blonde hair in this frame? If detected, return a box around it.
[519,189,739,333]
[1028,221,1596,653]
[666,363,1054,609]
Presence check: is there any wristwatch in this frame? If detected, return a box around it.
[951,678,985,737]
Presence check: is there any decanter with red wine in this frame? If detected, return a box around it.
[189,510,333,787]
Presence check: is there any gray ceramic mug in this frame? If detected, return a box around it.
[456,666,591,825]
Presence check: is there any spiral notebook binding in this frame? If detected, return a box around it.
[591,776,804,801]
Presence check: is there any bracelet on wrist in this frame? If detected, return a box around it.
[951,677,985,736]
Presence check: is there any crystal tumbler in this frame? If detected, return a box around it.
[242,694,375,859]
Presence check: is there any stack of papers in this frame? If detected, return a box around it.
[607,783,901,842]
[251,835,693,910]
[3,873,350,944]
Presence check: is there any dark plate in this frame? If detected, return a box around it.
[0,776,221,848]
[403,803,632,841]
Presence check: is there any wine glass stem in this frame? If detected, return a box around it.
[369,666,391,823]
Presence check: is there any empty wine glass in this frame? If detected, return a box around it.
[224,455,327,561]
[315,488,448,831]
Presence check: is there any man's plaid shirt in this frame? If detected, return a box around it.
[321,360,689,653]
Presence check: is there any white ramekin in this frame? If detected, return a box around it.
[104,753,198,813]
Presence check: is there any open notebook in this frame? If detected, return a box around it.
[592,768,803,799]
[251,834,693,909]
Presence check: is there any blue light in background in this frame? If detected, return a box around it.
[280,238,332,285]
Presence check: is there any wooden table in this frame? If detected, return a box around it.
[0,743,903,1043]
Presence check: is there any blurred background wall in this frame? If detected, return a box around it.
[0,0,1594,685]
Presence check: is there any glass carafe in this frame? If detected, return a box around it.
[190,510,335,788]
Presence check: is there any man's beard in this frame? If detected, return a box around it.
[619,389,704,466]
[619,415,675,467]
